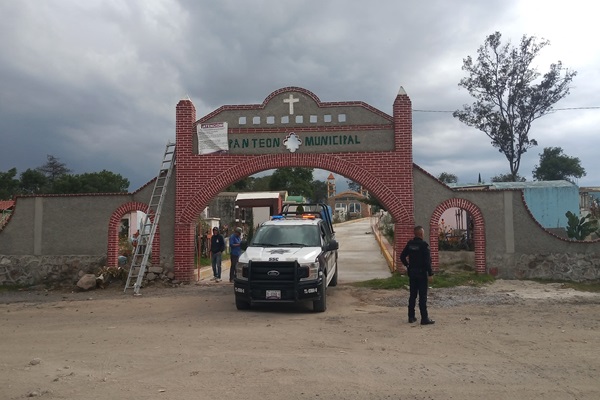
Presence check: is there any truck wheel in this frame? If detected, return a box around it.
[313,279,327,312]
[329,263,338,287]
[236,298,251,310]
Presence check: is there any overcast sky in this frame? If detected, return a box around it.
[1,0,598,193]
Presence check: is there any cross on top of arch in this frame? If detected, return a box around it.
[196,86,394,129]
[283,93,299,115]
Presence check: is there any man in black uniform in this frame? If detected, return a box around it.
[400,226,435,325]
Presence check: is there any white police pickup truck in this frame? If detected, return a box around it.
[233,203,338,312]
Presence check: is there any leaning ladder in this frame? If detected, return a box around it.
[124,141,176,295]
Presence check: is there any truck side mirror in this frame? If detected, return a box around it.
[241,240,248,251]
[325,240,339,251]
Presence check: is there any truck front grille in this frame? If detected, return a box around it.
[249,261,297,282]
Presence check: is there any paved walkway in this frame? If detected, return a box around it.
[195,259,232,282]
[334,217,392,282]
[195,217,396,283]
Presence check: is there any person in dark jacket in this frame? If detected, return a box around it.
[400,225,435,325]
[210,227,225,282]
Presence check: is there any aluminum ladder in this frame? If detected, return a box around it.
[124,141,176,294]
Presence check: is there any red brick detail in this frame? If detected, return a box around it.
[429,199,486,273]
[173,92,414,282]
[228,124,394,134]
[107,202,160,268]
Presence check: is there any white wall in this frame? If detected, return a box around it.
[253,207,271,226]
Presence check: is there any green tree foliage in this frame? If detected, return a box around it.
[0,168,20,200]
[269,167,314,199]
[1,156,130,197]
[52,170,130,194]
[226,172,328,203]
[437,172,458,184]
[346,180,362,192]
[491,173,526,182]
[20,169,49,195]
[565,211,598,240]
[532,147,586,182]
[250,175,272,192]
[227,178,251,192]
[454,32,577,182]
[311,180,328,203]
[226,175,273,192]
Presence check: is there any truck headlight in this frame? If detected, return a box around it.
[299,262,319,281]
[236,262,248,280]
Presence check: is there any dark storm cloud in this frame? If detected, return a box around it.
[1,0,598,191]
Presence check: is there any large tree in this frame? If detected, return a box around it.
[52,170,130,194]
[532,147,586,182]
[311,180,328,203]
[36,155,71,184]
[269,167,314,199]
[454,32,576,181]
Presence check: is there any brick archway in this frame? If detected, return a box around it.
[179,154,412,225]
[429,198,486,273]
[172,87,416,281]
[107,202,160,268]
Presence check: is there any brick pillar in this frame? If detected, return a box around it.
[174,99,196,282]
[393,87,415,264]
[429,223,440,272]
[174,222,195,281]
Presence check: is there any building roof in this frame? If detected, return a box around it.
[449,180,578,190]
[580,187,600,192]
[331,190,366,199]
[0,200,15,210]
[490,180,576,189]
[285,195,305,203]
[235,192,282,201]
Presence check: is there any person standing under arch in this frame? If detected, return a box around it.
[229,227,243,282]
[400,225,435,325]
[210,227,225,282]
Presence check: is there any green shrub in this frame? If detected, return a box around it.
[565,211,598,240]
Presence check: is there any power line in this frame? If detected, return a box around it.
[412,106,600,113]
[554,106,600,111]
[412,109,454,113]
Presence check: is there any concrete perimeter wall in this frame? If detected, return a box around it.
[0,180,177,286]
[1,165,599,286]
[414,168,600,282]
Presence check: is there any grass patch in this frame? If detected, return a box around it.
[352,269,495,290]
[0,283,29,291]
[351,272,409,289]
[530,278,600,293]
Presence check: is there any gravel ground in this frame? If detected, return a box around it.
[2,279,600,400]
[375,286,524,308]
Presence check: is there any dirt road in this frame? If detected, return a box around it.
[1,279,599,400]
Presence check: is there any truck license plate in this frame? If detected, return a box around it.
[266,290,281,300]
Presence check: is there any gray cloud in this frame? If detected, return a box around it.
[1,0,598,192]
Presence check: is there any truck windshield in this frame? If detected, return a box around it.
[250,225,321,247]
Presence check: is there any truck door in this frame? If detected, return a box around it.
[320,224,335,276]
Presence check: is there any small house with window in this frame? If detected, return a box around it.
[328,190,370,221]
